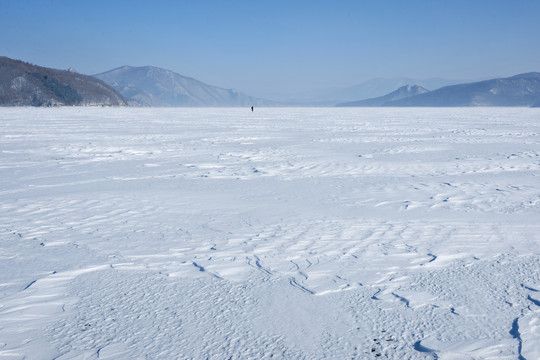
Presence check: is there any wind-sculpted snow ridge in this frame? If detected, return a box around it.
[1,107,539,359]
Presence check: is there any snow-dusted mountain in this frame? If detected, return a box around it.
[0,56,126,107]
[94,66,276,107]
[336,85,429,107]
[385,73,540,107]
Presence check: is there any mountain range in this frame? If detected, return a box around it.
[0,56,126,106]
[387,73,540,107]
[2,56,540,108]
[94,66,276,107]
[337,73,540,107]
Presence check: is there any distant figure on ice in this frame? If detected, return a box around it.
[251,106,254,112]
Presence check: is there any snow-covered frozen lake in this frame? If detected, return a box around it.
[1,107,539,359]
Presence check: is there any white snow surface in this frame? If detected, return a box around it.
[1,107,539,359]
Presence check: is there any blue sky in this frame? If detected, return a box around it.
[1,0,539,98]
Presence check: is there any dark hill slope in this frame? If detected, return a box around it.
[0,56,126,106]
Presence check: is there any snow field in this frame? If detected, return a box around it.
[0,107,539,359]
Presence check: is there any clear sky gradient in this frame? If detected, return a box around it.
[1,0,539,98]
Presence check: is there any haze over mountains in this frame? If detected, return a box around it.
[93,67,540,107]
[94,66,277,107]
[388,73,540,107]
[1,56,540,107]
[336,85,429,107]
[286,77,466,106]
[337,73,540,107]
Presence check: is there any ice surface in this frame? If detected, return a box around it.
[0,107,539,359]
